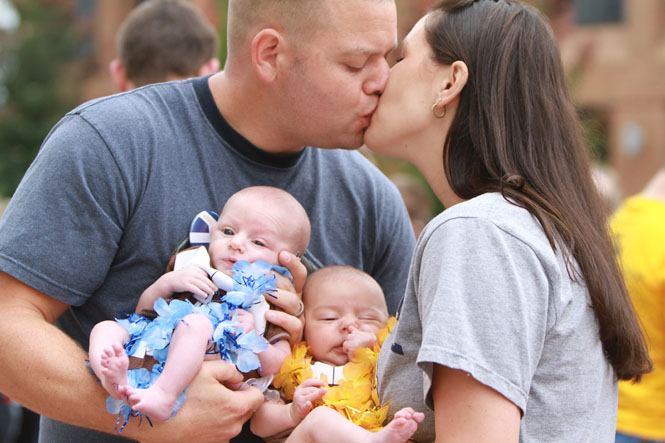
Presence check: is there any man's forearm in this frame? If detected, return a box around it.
[0,309,119,434]
[0,272,265,442]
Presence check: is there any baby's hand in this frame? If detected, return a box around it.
[342,325,378,360]
[160,265,217,299]
[235,309,256,333]
[289,378,327,424]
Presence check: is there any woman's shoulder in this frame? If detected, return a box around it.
[422,192,554,255]
[427,193,536,230]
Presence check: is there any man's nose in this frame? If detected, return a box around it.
[362,58,390,96]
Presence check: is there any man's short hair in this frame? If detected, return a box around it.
[227,0,330,51]
[117,0,219,87]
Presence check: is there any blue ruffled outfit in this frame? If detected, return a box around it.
[106,260,287,432]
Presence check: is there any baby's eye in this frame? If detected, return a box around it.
[323,317,338,322]
[223,228,234,235]
[252,240,266,247]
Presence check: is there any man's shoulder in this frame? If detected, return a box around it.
[307,148,395,187]
[70,80,195,122]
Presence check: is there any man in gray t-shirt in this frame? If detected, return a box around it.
[0,1,414,442]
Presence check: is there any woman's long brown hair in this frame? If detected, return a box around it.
[426,0,651,381]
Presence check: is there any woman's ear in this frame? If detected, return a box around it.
[251,29,285,83]
[435,60,469,106]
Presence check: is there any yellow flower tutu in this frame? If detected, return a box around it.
[272,317,397,432]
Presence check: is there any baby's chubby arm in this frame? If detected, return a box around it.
[135,265,218,314]
[250,378,327,438]
[342,325,379,360]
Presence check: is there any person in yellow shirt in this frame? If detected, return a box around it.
[612,168,665,443]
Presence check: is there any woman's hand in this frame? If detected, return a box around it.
[264,251,307,346]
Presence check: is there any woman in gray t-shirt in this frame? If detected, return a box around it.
[363,0,652,441]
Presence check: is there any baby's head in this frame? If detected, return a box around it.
[303,266,389,366]
[208,186,310,273]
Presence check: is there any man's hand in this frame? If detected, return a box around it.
[128,360,264,443]
[264,251,307,346]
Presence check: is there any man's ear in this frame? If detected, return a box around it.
[435,60,469,107]
[251,29,285,83]
[109,59,133,92]
[197,57,221,77]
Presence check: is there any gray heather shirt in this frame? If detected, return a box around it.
[0,76,415,443]
[377,192,617,442]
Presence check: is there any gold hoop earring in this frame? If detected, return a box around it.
[432,103,446,119]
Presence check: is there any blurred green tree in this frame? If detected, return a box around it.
[0,0,79,197]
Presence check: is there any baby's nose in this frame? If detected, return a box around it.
[340,317,358,331]
[228,237,245,252]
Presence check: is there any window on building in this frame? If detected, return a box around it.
[573,0,623,25]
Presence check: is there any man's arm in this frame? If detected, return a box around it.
[0,271,264,442]
[0,271,113,430]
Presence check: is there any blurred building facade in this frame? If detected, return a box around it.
[557,0,665,197]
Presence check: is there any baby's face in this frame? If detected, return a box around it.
[208,194,295,273]
[304,277,388,366]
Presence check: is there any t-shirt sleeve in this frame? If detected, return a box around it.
[415,216,551,414]
[0,114,131,305]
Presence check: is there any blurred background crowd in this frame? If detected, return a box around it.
[0,0,663,442]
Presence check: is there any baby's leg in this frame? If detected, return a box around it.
[286,406,423,443]
[89,320,131,400]
[126,313,213,422]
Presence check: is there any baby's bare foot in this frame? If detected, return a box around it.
[369,407,424,443]
[99,343,129,400]
[126,385,178,423]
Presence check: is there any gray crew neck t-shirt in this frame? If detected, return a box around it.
[0,76,415,443]
[377,192,617,442]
